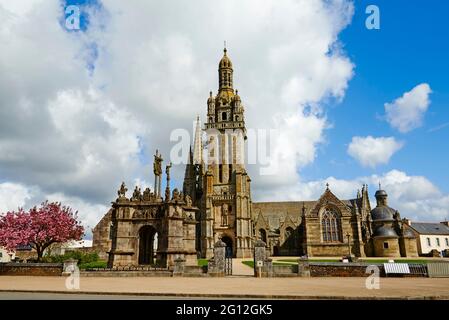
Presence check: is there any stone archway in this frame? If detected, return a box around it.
[221,236,233,258]
[138,226,158,265]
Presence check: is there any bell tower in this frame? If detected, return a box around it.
[187,47,253,258]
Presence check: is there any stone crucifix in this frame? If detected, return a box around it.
[153,149,163,198]
[165,162,172,202]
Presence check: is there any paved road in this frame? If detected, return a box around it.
[0,292,224,300]
[1,276,449,299]
[0,292,178,300]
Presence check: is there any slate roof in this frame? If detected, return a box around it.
[409,222,449,235]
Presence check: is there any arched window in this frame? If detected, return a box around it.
[285,227,293,240]
[285,227,295,246]
[321,209,341,242]
[259,229,267,243]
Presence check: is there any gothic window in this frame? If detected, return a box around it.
[222,112,227,121]
[109,222,114,240]
[259,229,267,243]
[285,226,294,244]
[219,164,223,183]
[321,209,341,242]
[285,227,292,239]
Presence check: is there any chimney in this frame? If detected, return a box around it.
[403,219,412,226]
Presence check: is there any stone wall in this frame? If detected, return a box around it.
[400,238,419,257]
[309,263,385,277]
[373,238,400,257]
[0,263,63,276]
[92,209,113,260]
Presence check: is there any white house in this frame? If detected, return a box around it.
[45,240,93,256]
[405,221,449,256]
[0,247,15,262]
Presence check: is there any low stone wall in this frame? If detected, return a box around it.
[309,262,385,277]
[272,265,298,274]
[0,263,63,276]
[184,265,207,274]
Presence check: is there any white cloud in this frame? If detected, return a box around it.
[254,169,448,222]
[0,182,36,212]
[384,83,432,133]
[0,0,356,231]
[347,136,403,168]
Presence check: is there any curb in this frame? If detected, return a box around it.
[0,289,448,300]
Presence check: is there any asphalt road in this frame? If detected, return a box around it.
[0,292,201,300]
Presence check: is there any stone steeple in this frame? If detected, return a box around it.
[192,116,202,165]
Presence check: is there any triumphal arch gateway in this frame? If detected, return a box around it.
[93,48,418,268]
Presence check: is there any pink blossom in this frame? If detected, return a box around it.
[0,201,84,261]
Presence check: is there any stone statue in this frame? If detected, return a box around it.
[132,186,142,201]
[143,187,151,201]
[172,188,180,201]
[165,187,171,202]
[185,194,193,207]
[153,150,163,176]
[166,162,172,181]
[153,150,163,198]
[117,182,128,199]
[221,203,228,226]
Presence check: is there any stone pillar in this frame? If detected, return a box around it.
[62,259,78,276]
[208,239,226,276]
[254,240,271,277]
[173,258,185,277]
[297,257,311,277]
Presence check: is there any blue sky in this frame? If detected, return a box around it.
[302,0,449,193]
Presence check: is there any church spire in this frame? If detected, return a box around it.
[192,115,202,165]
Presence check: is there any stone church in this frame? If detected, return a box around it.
[93,48,418,267]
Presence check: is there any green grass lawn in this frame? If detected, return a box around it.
[79,260,107,270]
[242,260,254,268]
[277,259,340,264]
[197,259,209,267]
[277,258,433,264]
[242,260,298,268]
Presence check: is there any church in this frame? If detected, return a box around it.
[93,48,418,267]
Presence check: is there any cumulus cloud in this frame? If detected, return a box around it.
[347,136,403,168]
[0,0,356,229]
[254,169,448,222]
[0,182,36,213]
[1,1,445,229]
[384,83,432,133]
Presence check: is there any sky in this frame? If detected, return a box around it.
[0,0,448,238]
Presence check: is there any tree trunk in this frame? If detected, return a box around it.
[36,246,42,262]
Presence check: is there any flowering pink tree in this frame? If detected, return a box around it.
[0,201,84,262]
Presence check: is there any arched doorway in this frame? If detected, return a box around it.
[221,236,233,258]
[138,226,158,265]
